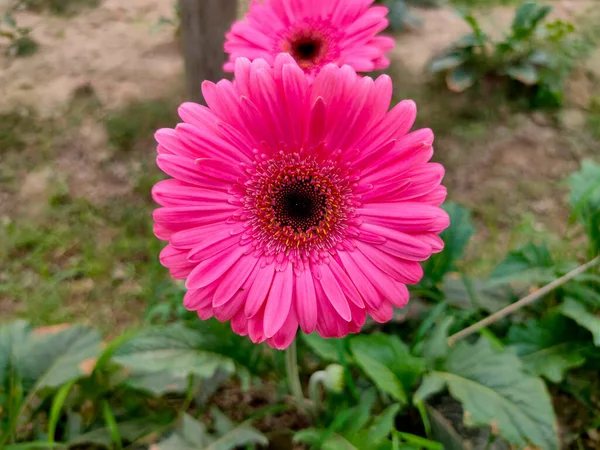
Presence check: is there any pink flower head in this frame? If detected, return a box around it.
[224,0,395,78]
[153,55,448,349]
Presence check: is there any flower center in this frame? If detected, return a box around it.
[273,180,327,232]
[291,38,322,63]
[241,153,358,263]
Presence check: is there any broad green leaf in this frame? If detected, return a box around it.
[353,351,406,402]
[343,389,377,435]
[567,160,600,252]
[302,333,350,362]
[19,325,101,391]
[414,339,559,450]
[565,282,600,308]
[423,203,475,285]
[568,160,600,217]
[506,64,539,85]
[152,413,267,450]
[126,371,189,395]
[3,12,17,28]
[426,406,467,450]
[210,408,235,435]
[113,324,236,380]
[180,413,210,446]
[294,429,360,450]
[442,277,509,313]
[68,418,166,448]
[511,2,552,38]
[560,298,600,346]
[351,334,425,403]
[295,428,392,450]
[385,0,421,32]
[368,404,400,443]
[0,320,29,389]
[422,317,454,362]
[205,424,268,450]
[508,315,586,382]
[430,54,467,73]
[446,67,476,93]
[489,242,556,287]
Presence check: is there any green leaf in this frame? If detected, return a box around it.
[396,432,442,450]
[446,67,476,93]
[3,12,17,28]
[351,334,425,403]
[489,242,555,286]
[568,160,600,252]
[48,380,77,444]
[302,333,350,362]
[430,54,467,73]
[506,64,539,85]
[68,418,166,448]
[568,160,600,215]
[180,413,210,446]
[294,429,361,450]
[205,423,268,450]
[153,413,267,450]
[511,2,552,37]
[414,339,559,450]
[565,282,600,308]
[368,404,401,443]
[0,320,29,390]
[426,405,467,450]
[102,401,122,450]
[5,443,66,449]
[113,324,237,381]
[422,317,454,362]
[423,203,475,284]
[508,315,586,382]
[442,277,509,313]
[125,371,189,395]
[352,351,406,403]
[19,324,102,391]
[560,298,600,346]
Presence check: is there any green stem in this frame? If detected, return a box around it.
[285,339,305,409]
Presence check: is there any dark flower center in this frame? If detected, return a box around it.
[291,37,322,62]
[273,180,327,232]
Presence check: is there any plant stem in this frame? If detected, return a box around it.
[448,255,600,346]
[285,339,305,409]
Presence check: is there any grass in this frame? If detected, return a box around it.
[18,0,100,15]
[0,110,32,154]
[589,96,600,140]
[0,95,183,334]
[104,98,179,152]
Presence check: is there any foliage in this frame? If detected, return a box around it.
[2,128,599,450]
[0,10,37,57]
[153,412,267,450]
[430,2,581,107]
[376,0,422,32]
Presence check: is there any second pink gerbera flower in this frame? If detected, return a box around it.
[153,54,448,349]
[224,0,395,77]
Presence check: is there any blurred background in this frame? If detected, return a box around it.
[1,0,599,449]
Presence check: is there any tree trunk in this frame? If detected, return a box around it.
[179,0,238,103]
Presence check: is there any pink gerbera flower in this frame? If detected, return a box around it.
[224,0,395,78]
[153,54,448,350]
